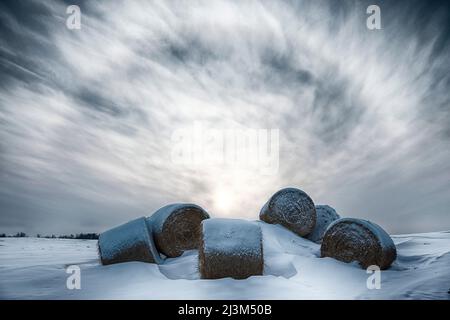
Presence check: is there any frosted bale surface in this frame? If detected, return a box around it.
[306,205,341,244]
[321,218,397,269]
[199,218,263,279]
[147,203,210,258]
[98,217,161,265]
[260,187,316,237]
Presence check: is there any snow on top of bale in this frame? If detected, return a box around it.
[98,217,162,265]
[148,203,206,234]
[202,218,262,257]
[199,218,264,279]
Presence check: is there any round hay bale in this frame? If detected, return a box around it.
[98,217,162,265]
[321,218,397,269]
[260,187,316,237]
[147,203,210,258]
[199,218,263,279]
[306,205,341,244]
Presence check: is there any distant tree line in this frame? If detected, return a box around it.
[56,233,99,239]
[0,232,27,238]
[0,232,99,239]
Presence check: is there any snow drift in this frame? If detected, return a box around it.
[0,227,449,299]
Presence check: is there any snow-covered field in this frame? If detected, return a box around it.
[1,222,449,299]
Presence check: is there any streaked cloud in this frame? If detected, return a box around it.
[0,0,449,234]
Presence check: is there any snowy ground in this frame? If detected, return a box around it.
[1,222,449,299]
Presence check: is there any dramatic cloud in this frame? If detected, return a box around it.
[0,0,449,235]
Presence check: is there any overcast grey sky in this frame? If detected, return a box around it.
[0,0,449,235]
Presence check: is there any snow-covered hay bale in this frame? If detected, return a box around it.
[199,218,263,279]
[260,187,316,237]
[98,217,161,265]
[147,203,210,258]
[306,205,341,244]
[321,218,397,269]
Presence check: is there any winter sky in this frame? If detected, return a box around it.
[0,0,449,235]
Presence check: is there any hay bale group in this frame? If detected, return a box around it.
[98,187,397,279]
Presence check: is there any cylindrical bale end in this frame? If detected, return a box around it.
[306,205,340,244]
[199,218,264,280]
[98,217,161,265]
[320,218,397,269]
[147,203,210,258]
[260,187,316,237]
